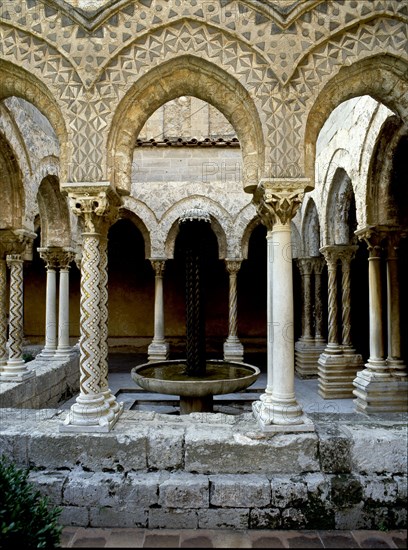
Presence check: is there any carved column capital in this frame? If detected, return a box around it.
[150,259,166,277]
[62,182,121,234]
[253,178,312,228]
[296,257,314,277]
[0,229,36,258]
[355,226,383,258]
[225,259,242,275]
[310,256,325,275]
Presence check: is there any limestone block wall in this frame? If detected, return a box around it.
[0,352,79,409]
[0,409,405,530]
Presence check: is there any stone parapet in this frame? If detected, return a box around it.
[0,408,406,530]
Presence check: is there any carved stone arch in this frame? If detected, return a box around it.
[367,116,408,226]
[0,102,32,181]
[301,197,321,257]
[326,168,357,246]
[0,131,24,230]
[291,222,303,259]
[118,207,152,259]
[304,54,408,184]
[37,175,71,248]
[241,215,262,261]
[107,55,265,195]
[0,60,69,182]
[162,197,229,260]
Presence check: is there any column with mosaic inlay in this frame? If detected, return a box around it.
[223,259,244,363]
[148,259,170,362]
[61,183,121,431]
[252,179,313,431]
[0,237,10,372]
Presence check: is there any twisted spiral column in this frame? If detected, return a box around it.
[223,260,244,362]
[0,259,7,369]
[297,258,313,340]
[312,257,325,341]
[340,247,357,351]
[320,247,341,354]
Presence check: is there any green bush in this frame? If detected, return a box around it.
[0,456,62,548]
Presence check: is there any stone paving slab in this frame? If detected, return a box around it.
[61,528,407,548]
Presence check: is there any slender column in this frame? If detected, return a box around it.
[55,249,76,357]
[312,256,325,342]
[385,231,406,377]
[223,259,244,362]
[61,185,121,432]
[358,229,387,373]
[319,246,341,354]
[340,246,358,351]
[2,254,33,380]
[38,248,60,359]
[99,230,122,415]
[0,258,7,369]
[353,226,407,413]
[297,258,313,340]
[252,178,313,430]
[147,259,170,362]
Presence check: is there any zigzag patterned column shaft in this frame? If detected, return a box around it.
[0,259,7,366]
[5,255,26,372]
[99,235,109,393]
[79,234,102,396]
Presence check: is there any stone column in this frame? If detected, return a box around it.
[61,184,122,432]
[318,245,363,398]
[320,246,341,354]
[252,179,313,431]
[2,254,33,380]
[295,258,317,378]
[312,256,326,343]
[148,259,170,362]
[385,231,407,377]
[99,229,123,416]
[0,255,7,370]
[55,249,76,358]
[38,248,60,359]
[223,259,244,362]
[353,226,405,412]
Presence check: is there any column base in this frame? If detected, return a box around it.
[353,368,408,413]
[148,341,169,363]
[223,338,244,363]
[54,347,77,360]
[252,396,315,432]
[60,394,118,433]
[386,359,407,378]
[0,368,35,382]
[318,350,364,399]
[37,348,57,360]
[102,389,125,417]
[295,338,326,378]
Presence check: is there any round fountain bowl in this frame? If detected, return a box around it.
[131,359,260,398]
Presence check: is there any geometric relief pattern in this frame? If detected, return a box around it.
[1,1,407,182]
[79,234,101,395]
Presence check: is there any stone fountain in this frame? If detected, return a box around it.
[131,208,260,414]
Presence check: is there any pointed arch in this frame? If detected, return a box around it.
[37,175,71,248]
[301,198,321,257]
[107,55,265,195]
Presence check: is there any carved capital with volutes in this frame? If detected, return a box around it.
[310,255,325,275]
[38,246,62,269]
[296,257,314,277]
[253,178,312,227]
[62,182,121,234]
[150,259,166,277]
[0,229,36,259]
[225,259,242,276]
[355,226,383,259]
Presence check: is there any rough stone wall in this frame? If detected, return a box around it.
[0,408,405,530]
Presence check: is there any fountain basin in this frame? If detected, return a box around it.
[131,359,260,414]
